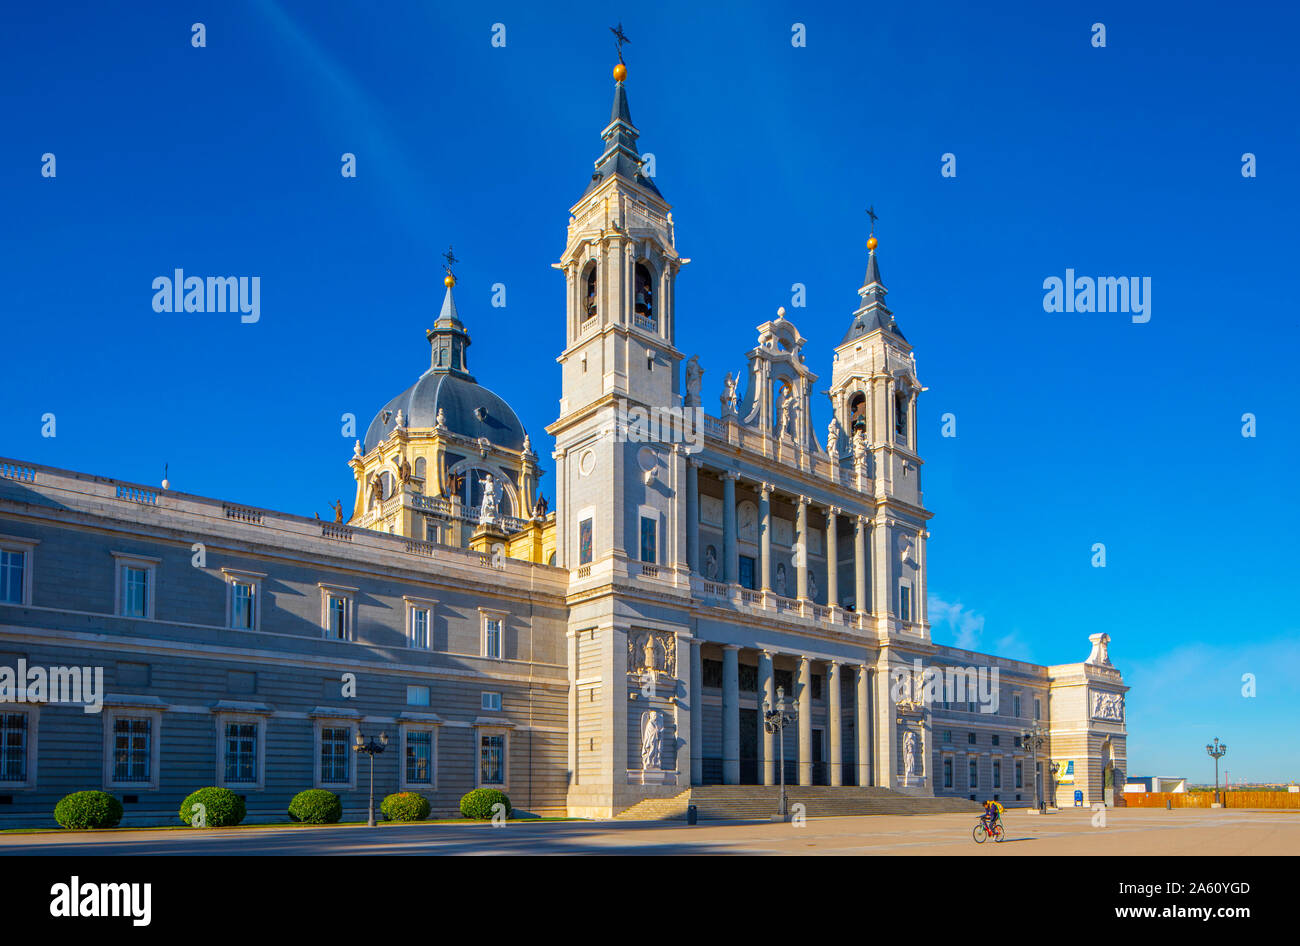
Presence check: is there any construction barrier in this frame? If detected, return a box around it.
[1122,791,1300,809]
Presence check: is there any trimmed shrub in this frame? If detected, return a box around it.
[460,788,512,820]
[179,787,246,827]
[54,791,124,830]
[381,792,431,822]
[289,789,342,824]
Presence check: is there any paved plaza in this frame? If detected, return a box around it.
[0,808,1294,856]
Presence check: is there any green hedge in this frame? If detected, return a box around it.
[53,791,124,829]
[179,787,246,827]
[460,788,512,820]
[289,789,343,824]
[381,792,431,822]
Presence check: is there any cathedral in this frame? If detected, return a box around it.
[0,58,1127,824]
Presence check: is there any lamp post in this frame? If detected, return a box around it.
[1205,737,1228,807]
[762,685,798,821]
[1022,724,1049,811]
[353,730,389,826]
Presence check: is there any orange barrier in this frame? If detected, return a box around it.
[1123,791,1300,809]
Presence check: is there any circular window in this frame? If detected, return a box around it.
[578,450,595,476]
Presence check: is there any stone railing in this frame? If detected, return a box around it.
[115,484,158,505]
[0,462,36,483]
[223,503,264,525]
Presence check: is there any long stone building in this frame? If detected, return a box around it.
[0,61,1127,825]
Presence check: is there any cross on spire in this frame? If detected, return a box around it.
[866,205,878,234]
[610,23,630,64]
[442,245,459,280]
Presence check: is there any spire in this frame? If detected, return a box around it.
[583,34,661,198]
[840,224,905,344]
[426,246,474,379]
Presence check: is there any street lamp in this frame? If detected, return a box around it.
[1021,724,1049,812]
[1205,737,1228,806]
[353,730,389,826]
[762,685,798,821]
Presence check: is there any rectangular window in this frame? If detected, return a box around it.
[942,730,952,744]
[967,732,976,745]
[969,759,978,789]
[0,713,27,782]
[409,607,429,648]
[993,759,1002,789]
[991,734,1000,746]
[1015,760,1024,789]
[898,583,911,622]
[0,550,25,605]
[483,616,502,659]
[230,581,255,630]
[320,727,350,784]
[578,518,593,566]
[406,685,430,707]
[121,566,149,618]
[406,731,433,784]
[639,516,656,564]
[943,757,953,788]
[224,722,258,783]
[481,692,502,712]
[1035,698,1042,721]
[738,555,755,590]
[112,717,152,783]
[1013,694,1022,717]
[327,595,347,639]
[479,733,505,786]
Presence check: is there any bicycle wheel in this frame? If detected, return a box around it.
[972,822,987,843]
[992,823,1005,843]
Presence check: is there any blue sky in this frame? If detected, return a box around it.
[2,1,1297,782]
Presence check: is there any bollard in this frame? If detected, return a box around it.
[687,804,698,826]
[1166,799,1171,810]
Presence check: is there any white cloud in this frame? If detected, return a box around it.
[928,594,986,651]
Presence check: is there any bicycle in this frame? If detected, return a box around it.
[972,818,1005,843]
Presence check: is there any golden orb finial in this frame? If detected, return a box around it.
[444,274,455,288]
[867,235,878,251]
[613,62,627,82]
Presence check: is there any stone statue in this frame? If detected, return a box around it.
[852,430,867,464]
[333,500,344,523]
[826,418,841,460]
[522,433,532,454]
[353,439,362,458]
[642,634,659,673]
[775,562,787,597]
[369,472,384,508]
[533,495,549,518]
[684,355,703,407]
[395,409,406,429]
[397,455,412,485]
[903,731,917,781]
[778,385,796,438]
[720,372,739,414]
[478,474,500,526]
[704,545,718,580]
[809,570,819,602]
[641,710,664,771]
[435,407,447,428]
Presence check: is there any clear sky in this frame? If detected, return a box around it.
[2,1,1297,783]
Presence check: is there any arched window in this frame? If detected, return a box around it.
[634,263,655,329]
[894,391,909,445]
[849,392,867,435]
[380,471,394,500]
[582,264,598,322]
[414,457,427,481]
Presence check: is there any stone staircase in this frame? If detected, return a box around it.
[614,785,983,821]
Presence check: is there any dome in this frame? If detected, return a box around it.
[363,371,527,453]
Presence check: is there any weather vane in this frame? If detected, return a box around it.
[611,23,630,64]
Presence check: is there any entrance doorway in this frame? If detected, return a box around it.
[739,708,758,784]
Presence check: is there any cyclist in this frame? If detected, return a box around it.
[981,800,1004,831]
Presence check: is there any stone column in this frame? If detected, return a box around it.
[759,650,775,786]
[828,660,842,786]
[854,516,868,614]
[795,496,809,601]
[675,631,693,787]
[722,472,739,585]
[759,483,773,596]
[797,657,812,786]
[875,663,896,789]
[857,665,872,787]
[686,459,699,574]
[722,645,740,784]
[690,640,703,786]
[826,507,839,609]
